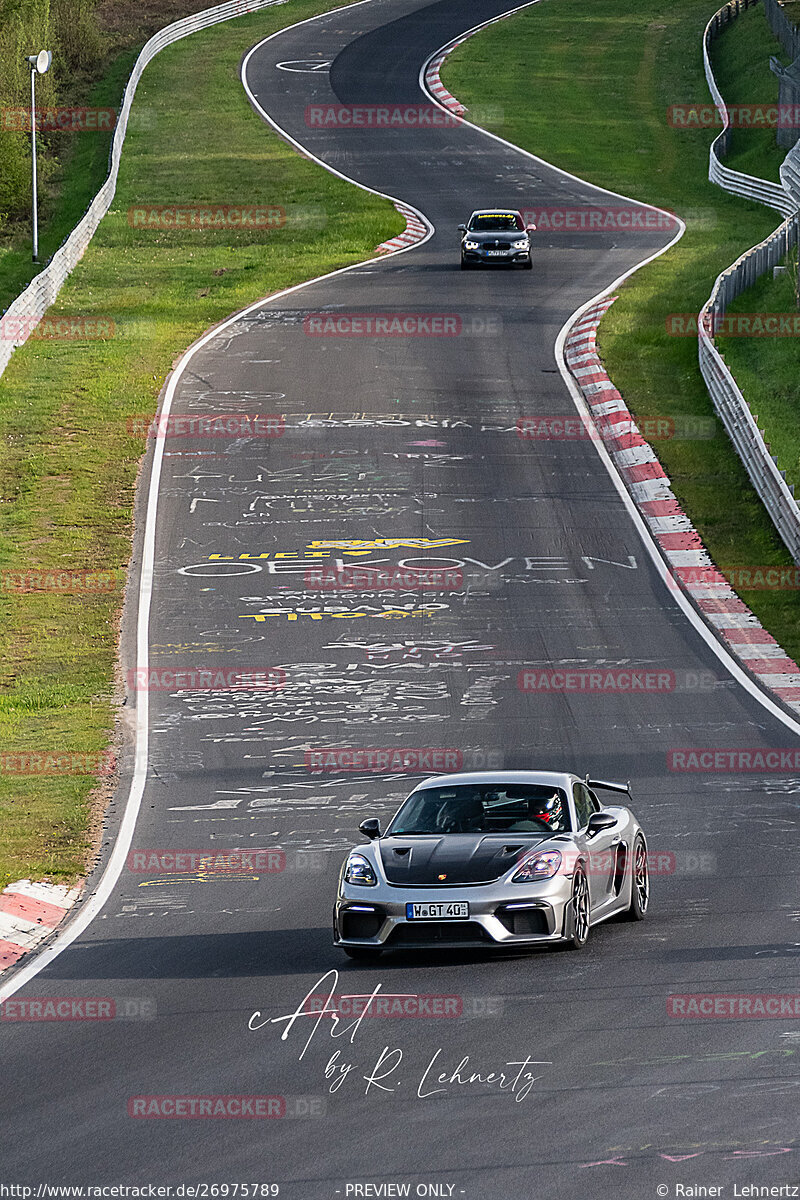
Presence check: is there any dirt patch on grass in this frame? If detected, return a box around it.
[96,0,229,50]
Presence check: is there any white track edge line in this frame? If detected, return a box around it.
[241,0,434,246]
[0,0,434,1005]
[419,1,685,218]
[6,0,797,1004]
[421,4,800,738]
[556,280,800,740]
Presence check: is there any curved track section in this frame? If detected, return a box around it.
[564,304,800,717]
[2,1,800,1196]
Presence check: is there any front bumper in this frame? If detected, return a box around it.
[334,876,573,950]
[462,247,531,265]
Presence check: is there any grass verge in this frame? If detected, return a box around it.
[720,263,800,495]
[712,4,789,183]
[0,0,243,312]
[0,54,126,314]
[0,0,404,891]
[442,0,800,664]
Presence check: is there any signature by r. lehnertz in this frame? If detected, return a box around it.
[248,969,550,1102]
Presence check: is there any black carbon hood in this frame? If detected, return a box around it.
[378,834,555,886]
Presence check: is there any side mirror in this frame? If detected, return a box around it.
[359,817,381,839]
[586,812,617,837]
[525,223,536,232]
[457,223,467,232]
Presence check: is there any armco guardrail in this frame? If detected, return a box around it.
[704,0,796,216]
[763,0,800,61]
[781,136,800,204]
[0,0,287,381]
[700,0,800,564]
[699,217,800,563]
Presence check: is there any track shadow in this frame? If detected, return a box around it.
[36,927,332,981]
[32,924,594,982]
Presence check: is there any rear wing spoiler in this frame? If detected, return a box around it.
[586,776,631,796]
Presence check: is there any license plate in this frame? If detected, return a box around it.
[406,901,469,920]
[485,250,508,256]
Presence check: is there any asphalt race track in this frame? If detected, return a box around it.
[3,1,800,1195]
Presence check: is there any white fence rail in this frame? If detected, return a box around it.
[0,0,287,381]
[781,136,800,206]
[703,0,796,215]
[699,218,800,561]
[699,0,800,564]
[763,0,800,60]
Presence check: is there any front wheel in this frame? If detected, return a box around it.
[564,869,590,950]
[523,258,533,270]
[622,835,649,921]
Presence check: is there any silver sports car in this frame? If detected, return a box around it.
[333,770,649,958]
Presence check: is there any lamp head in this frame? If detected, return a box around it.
[26,50,52,73]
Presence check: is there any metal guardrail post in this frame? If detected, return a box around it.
[0,0,285,381]
[700,0,800,565]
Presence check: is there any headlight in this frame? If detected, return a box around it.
[344,853,377,886]
[512,850,561,882]
[512,238,530,250]
[464,240,480,250]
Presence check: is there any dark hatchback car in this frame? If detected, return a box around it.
[459,208,535,269]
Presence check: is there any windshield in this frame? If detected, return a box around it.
[468,213,524,232]
[388,784,571,835]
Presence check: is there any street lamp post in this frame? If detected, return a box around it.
[25,49,52,264]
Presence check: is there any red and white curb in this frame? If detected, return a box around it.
[422,3,538,117]
[375,202,429,254]
[424,43,469,116]
[0,879,82,972]
[565,298,800,717]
